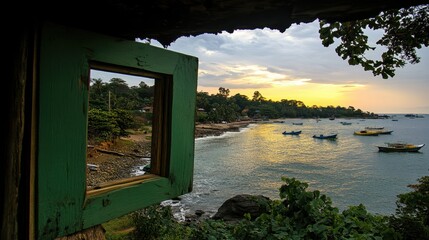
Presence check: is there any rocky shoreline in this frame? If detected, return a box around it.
[194,120,253,138]
[87,121,253,188]
[86,139,151,189]
[86,121,255,223]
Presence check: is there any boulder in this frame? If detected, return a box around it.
[212,194,271,222]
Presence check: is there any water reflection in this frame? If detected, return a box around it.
[183,117,429,216]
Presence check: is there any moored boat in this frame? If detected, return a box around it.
[354,130,379,136]
[377,143,425,152]
[313,134,337,139]
[365,127,384,130]
[292,122,303,125]
[374,130,393,135]
[340,122,352,125]
[282,130,302,135]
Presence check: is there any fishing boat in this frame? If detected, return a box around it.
[282,130,302,135]
[354,130,379,136]
[312,134,337,139]
[365,127,384,130]
[374,130,393,135]
[377,143,425,152]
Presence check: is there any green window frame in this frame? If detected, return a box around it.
[37,23,197,239]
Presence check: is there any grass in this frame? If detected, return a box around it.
[103,214,135,240]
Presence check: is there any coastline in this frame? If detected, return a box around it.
[194,120,254,138]
[87,121,254,187]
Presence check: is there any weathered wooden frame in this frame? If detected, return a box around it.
[85,61,172,194]
[37,23,197,239]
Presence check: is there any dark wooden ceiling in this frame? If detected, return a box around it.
[29,0,429,45]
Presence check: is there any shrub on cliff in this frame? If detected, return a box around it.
[127,176,429,240]
[389,176,429,239]
[207,177,394,239]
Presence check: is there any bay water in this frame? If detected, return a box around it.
[177,115,429,217]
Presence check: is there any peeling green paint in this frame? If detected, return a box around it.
[37,23,197,239]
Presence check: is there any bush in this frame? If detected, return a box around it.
[226,177,394,239]
[389,176,429,239]
[88,108,135,143]
[88,108,120,142]
[131,205,189,240]
[128,176,429,240]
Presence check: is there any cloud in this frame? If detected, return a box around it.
[164,20,429,113]
[198,62,317,90]
[169,21,376,88]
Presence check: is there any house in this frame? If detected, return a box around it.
[4,1,424,239]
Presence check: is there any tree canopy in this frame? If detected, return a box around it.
[196,87,375,123]
[319,4,429,79]
[88,78,154,143]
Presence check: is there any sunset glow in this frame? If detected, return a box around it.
[198,82,366,109]
[149,20,429,113]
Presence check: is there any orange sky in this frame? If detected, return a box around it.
[129,21,429,114]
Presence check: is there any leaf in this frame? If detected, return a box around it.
[319,4,429,79]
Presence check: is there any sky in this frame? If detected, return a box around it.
[92,20,429,114]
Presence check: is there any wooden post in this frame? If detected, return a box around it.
[2,24,33,240]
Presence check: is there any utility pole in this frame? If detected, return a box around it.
[108,90,111,112]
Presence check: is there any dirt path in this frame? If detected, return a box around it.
[122,132,152,143]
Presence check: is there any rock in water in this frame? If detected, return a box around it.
[212,194,271,222]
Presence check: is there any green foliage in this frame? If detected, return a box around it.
[207,103,240,123]
[89,78,110,110]
[88,108,121,142]
[87,108,135,143]
[189,219,235,240]
[89,78,154,111]
[195,88,375,123]
[225,177,393,240]
[196,111,209,122]
[111,109,135,136]
[319,4,429,79]
[88,77,154,142]
[103,214,134,240]
[125,176,429,240]
[389,176,429,239]
[131,205,190,240]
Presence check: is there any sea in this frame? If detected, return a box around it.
[168,115,429,219]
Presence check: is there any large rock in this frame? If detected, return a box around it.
[212,194,271,222]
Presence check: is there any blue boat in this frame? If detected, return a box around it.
[282,130,302,135]
[313,134,337,139]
